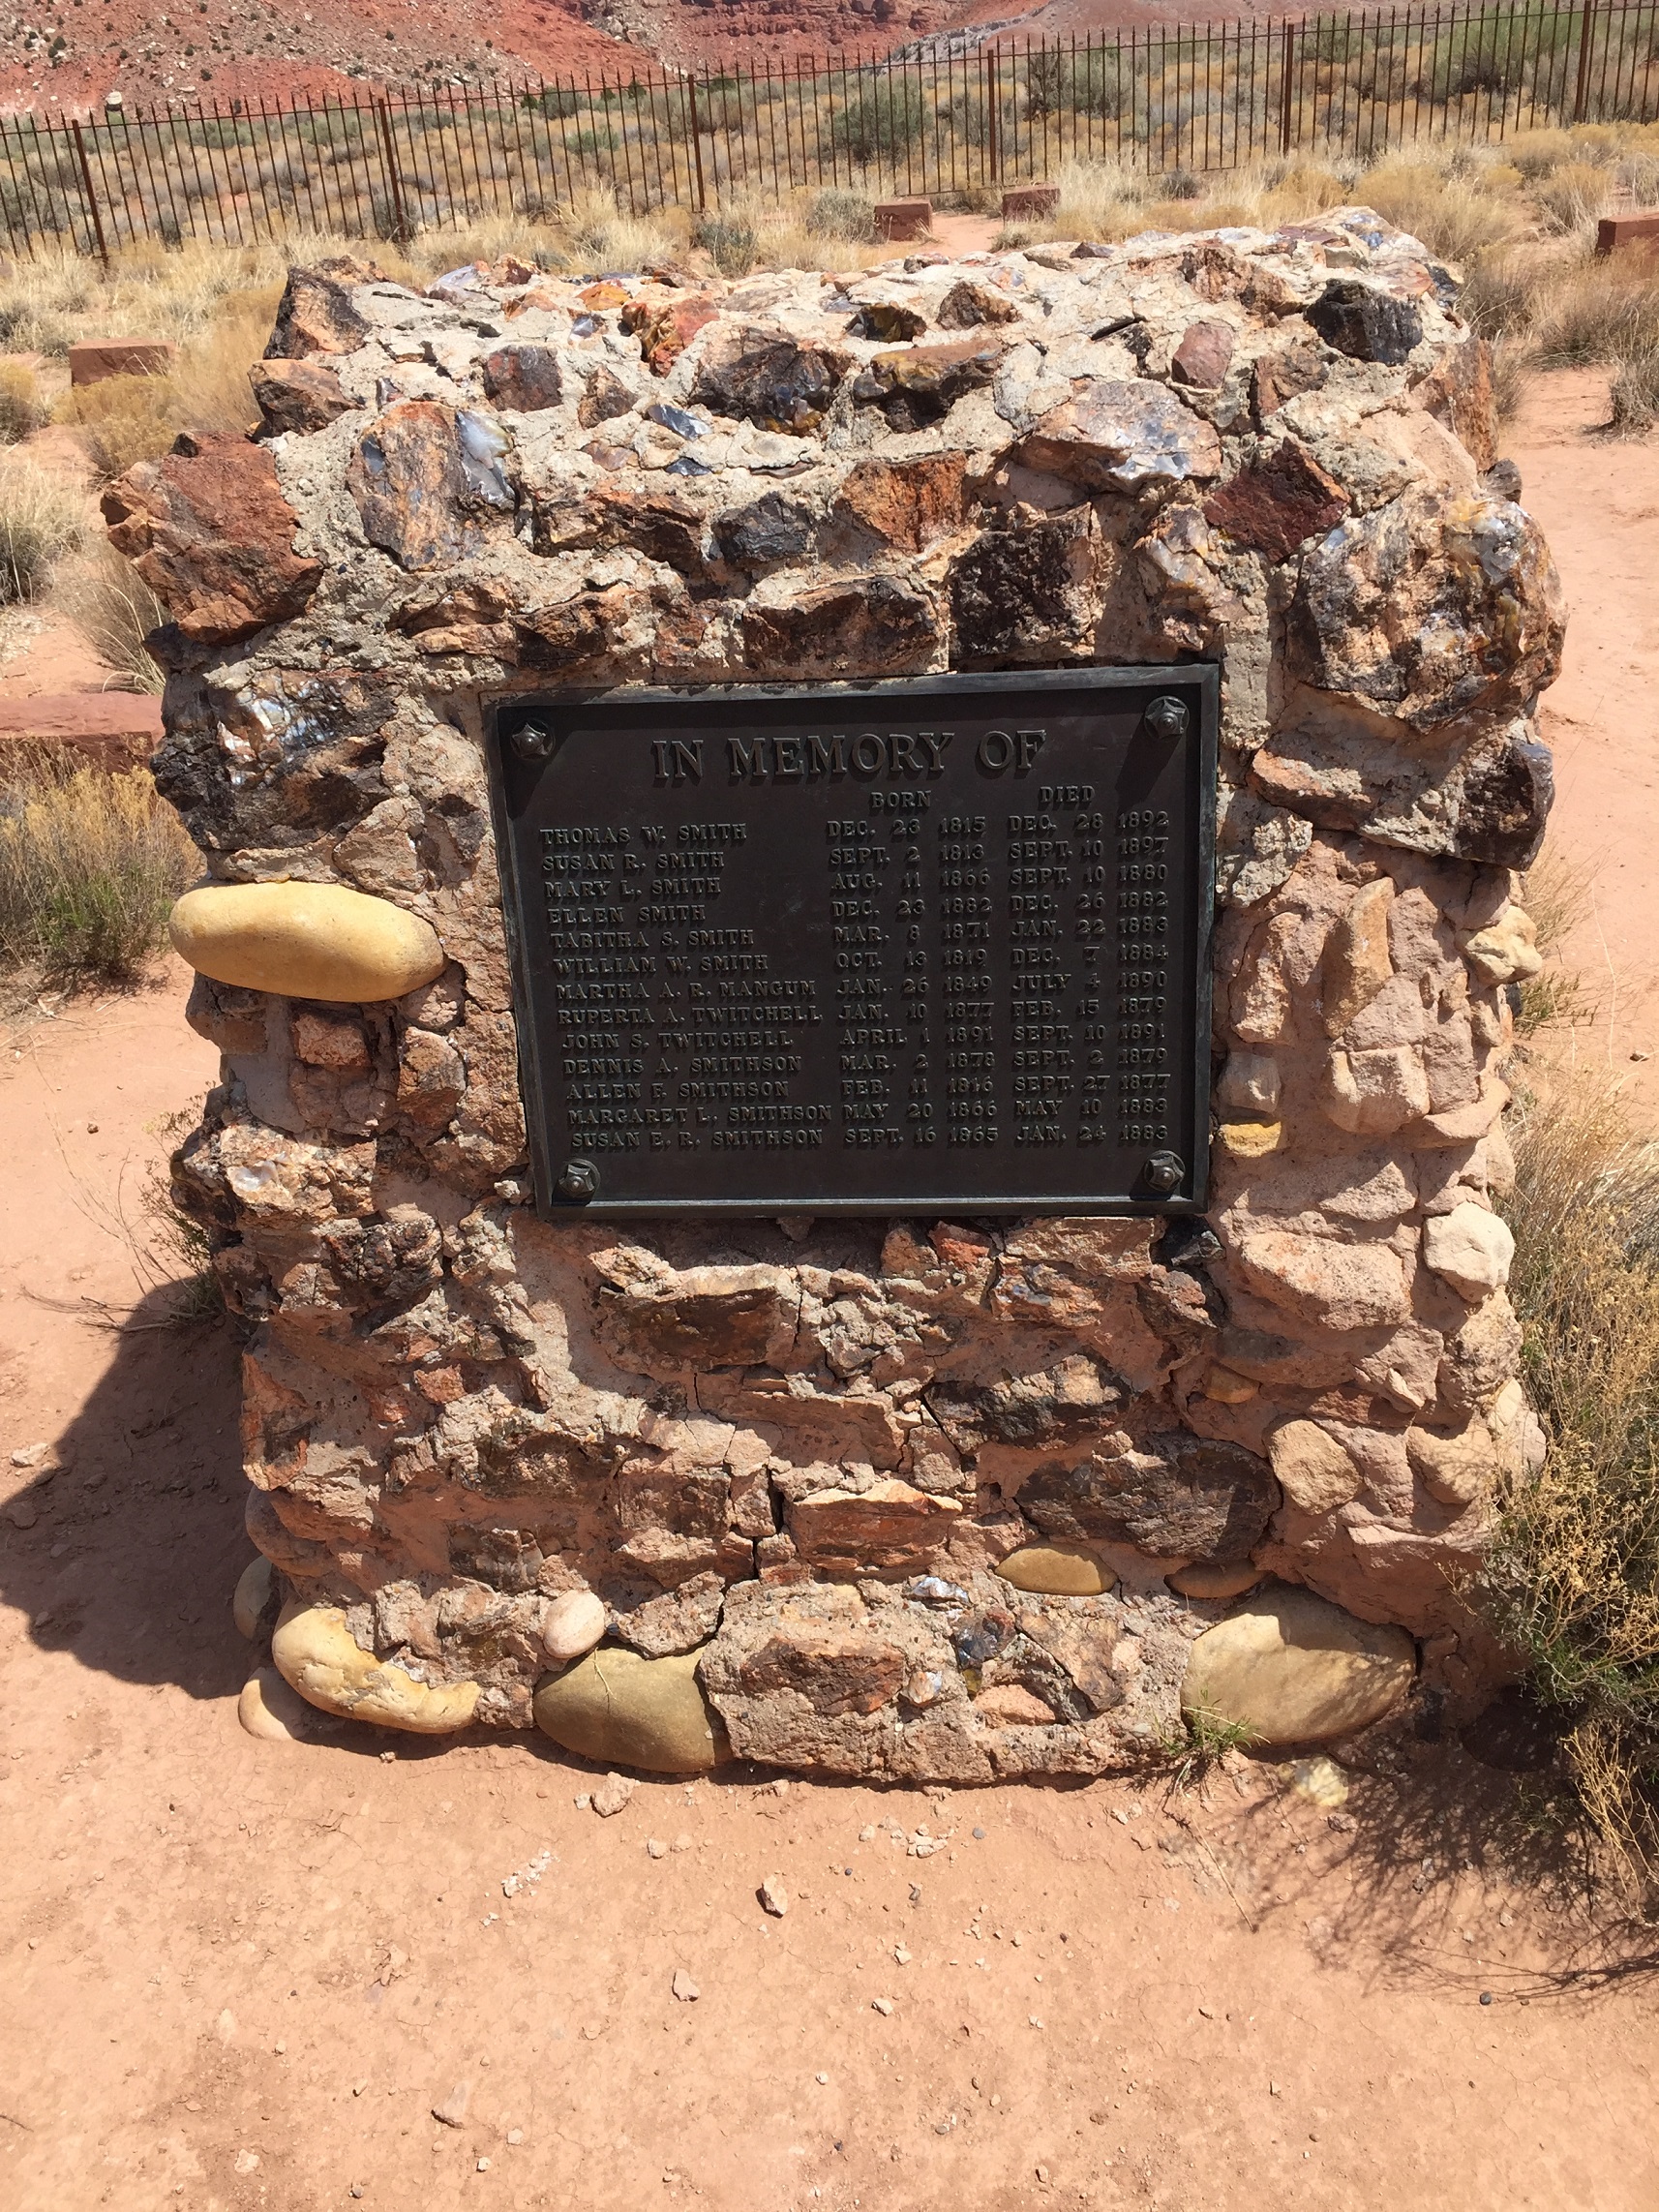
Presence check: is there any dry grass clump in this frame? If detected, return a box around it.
[1480,1073,1659,1900]
[54,288,273,480]
[0,455,83,603]
[1358,157,1524,262]
[56,537,166,694]
[0,746,196,984]
[0,361,44,444]
[1513,844,1594,1035]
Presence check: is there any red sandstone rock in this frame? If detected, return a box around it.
[874,197,932,242]
[264,263,371,358]
[248,356,356,436]
[480,345,564,412]
[68,337,176,385]
[1204,439,1349,563]
[830,452,967,552]
[1001,185,1059,221]
[102,432,322,644]
[1169,318,1235,389]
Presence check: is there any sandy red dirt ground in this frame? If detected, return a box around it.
[1,367,1658,2210]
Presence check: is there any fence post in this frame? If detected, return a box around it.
[374,98,410,240]
[1279,18,1298,156]
[685,75,707,212]
[69,118,109,268]
[1572,0,1598,120]
[986,47,1000,181]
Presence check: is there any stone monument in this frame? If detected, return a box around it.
[111,211,1560,1777]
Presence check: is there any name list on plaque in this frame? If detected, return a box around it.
[494,669,1216,1219]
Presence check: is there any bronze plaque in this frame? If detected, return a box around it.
[492,669,1217,1219]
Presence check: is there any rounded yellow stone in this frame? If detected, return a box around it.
[1181,1585,1414,1748]
[1166,1559,1264,1601]
[272,1602,479,1734]
[232,1555,275,1640]
[168,881,445,1004]
[533,1648,727,1773]
[995,1544,1108,1596]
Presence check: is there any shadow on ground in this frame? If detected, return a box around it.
[1,1286,248,1702]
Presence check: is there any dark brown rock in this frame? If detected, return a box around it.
[1306,279,1424,365]
[102,434,322,645]
[947,508,1097,668]
[935,280,1021,330]
[1019,1434,1279,1561]
[1017,378,1222,495]
[849,301,927,342]
[1452,730,1554,868]
[1415,333,1497,473]
[927,1354,1125,1456]
[1252,344,1326,423]
[599,1264,799,1372]
[830,452,967,553]
[578,484,708,577]
[264,264,370,359]
[1170,318,1236,389]
[690,322,848,432]
[1288,489,1565,730]
[850,338,1003,433]
[514,584,641,676]
[249,357,356,437]
[737,1620,908,1715]
[742,576,938,679]
[319,1211,444,1304]
[347,402,511,571]
[715,490,815,569]
[1204,439,1350,563]
[578,363,637,427]
[480,345,563,413]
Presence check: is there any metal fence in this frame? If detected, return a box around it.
[4,0,1659,262]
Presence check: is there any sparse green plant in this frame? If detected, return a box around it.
[805,187,877,243]
[0,746,196,984]
[1161,1706,1262,1791]
[693,210,758,279]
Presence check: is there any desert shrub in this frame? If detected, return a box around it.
[693,211,757,278]
[57,538,166,694]
[1534,160,1612,234]
[1531,262,1659,367]
[557,186,677,274]
[1458,250,1544,339]
[1490,334,1532,423]
[0,456,82,603]
[1478,1074,1659,1897]
[0,361,44,443]
[1513,844,1593,1032]
[831,79,928,167]
[805,188,877,242]
[0,749,196,983]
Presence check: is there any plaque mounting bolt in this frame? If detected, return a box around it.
[1144,1150,1186,1195]
[556,1159,599,1201]
[512,718,556,762]
[1144,696,1191,742]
